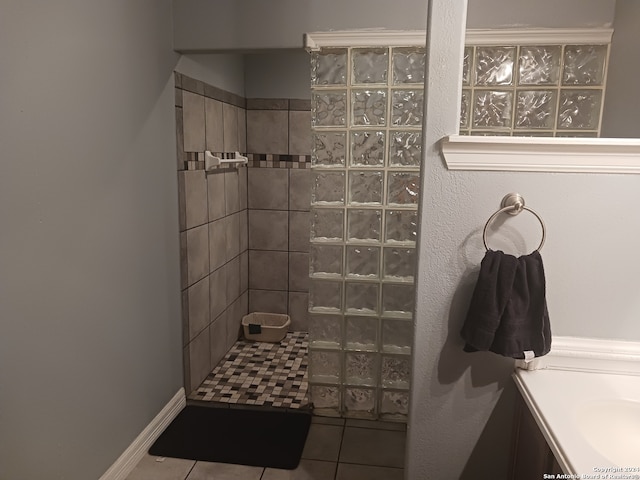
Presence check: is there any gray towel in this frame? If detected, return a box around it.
[461,250,551,359]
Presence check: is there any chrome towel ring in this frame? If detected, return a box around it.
[483,193,546,252]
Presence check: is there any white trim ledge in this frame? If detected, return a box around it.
[515,336,640,375]
[99,388,186,480]
[442,134,640,174]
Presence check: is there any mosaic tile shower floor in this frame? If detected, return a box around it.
[189,332,310,409]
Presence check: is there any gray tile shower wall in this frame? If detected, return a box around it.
[246,99,312,333]
[176,70,312,393]
[175,73,249,394]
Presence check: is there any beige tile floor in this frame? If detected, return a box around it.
[126,416,406,480]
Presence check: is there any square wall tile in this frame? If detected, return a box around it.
[289,110,312,155]
[289,169,311,211]
[224,170,241,215]
[223,103,239,152]
[240,250,249,293]
[248,210,288,251]
[178,170,208,231]
[289,211,311,253]
[247,110,288,154]
[226,212,241,261]
[289,292,310,332]
[289,252,310,292]
[225,255,241,304]
[209,218,227,272]
[182,91,206,152]
[248,168,289,210]
[186,224,209,287]
[185,276,210,342]
[180,231,188,289]
[238,166,248,211]
[238,108,247,153]
[207,172,226,222]
[188,326,211,393]
[239,210,248,253]
[176,107,185,170]
[227,293,248,348]
[205,97,224,152]
[249,250,288,290]
[249,289,288,314]
[209,264,227,321]
[210,310,228,368]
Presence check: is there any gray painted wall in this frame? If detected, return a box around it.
[466,0,615,28]
[409,0,640,478]
[244,51,311,100]
[0,2,182,479]
[601,0,640,138]
[173,0,429,51]
[177,54,247,97]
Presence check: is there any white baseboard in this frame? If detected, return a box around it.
[99,388,186,480]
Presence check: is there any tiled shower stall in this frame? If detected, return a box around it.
[175,34,610,420]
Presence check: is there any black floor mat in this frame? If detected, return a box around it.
[149,406,312,470]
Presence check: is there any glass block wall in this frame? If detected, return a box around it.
[461,44,610,137]
[307,47,423,421]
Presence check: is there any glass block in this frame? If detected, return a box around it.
[380,390,409,417]
[381,355,411,389]
[515,90,556,129]
[518,46,560,86]
[347,209,382,243]
[382,318,413,354]
[462,47,472,85]
[312,91,347,127]
[311,171,345,205]
[309,279,342,312]
[344,387,376,416]
[382,283,414,317]
[383,247,416,281]
[391,90,424,126]
[309,313,342,349]
[311,48,347,85]
[472,90,513,128]
[393,47,426,85]
[346,246,380,279]
[311,208,344,242]
[387,172,420,206]
[310,385,341,410]
[460,90,470,129]
[562,45,607,86]
[557,89,602,130]
[345,352,378,386]
[349,171,383,205]
[475,46,515,85]
[345,316,378,351]
[350,131,385,167]
[309,349,341,383]
[389,131,421,168]
[352,90,387,126]
[352,48,388,84]
[313,132,346,167]
[345,282,379,314]
[310,244,343,277]
[384,210,417,244]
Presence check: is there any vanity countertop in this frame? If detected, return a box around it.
[513,368,640,478]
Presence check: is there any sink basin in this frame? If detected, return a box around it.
[573,399,640,466]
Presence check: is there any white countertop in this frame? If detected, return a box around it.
[514,368,640,477]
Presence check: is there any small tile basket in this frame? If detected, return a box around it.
[242,312,291,342]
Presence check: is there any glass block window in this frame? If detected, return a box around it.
[309,47,420,422]
[461,43,609,137]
